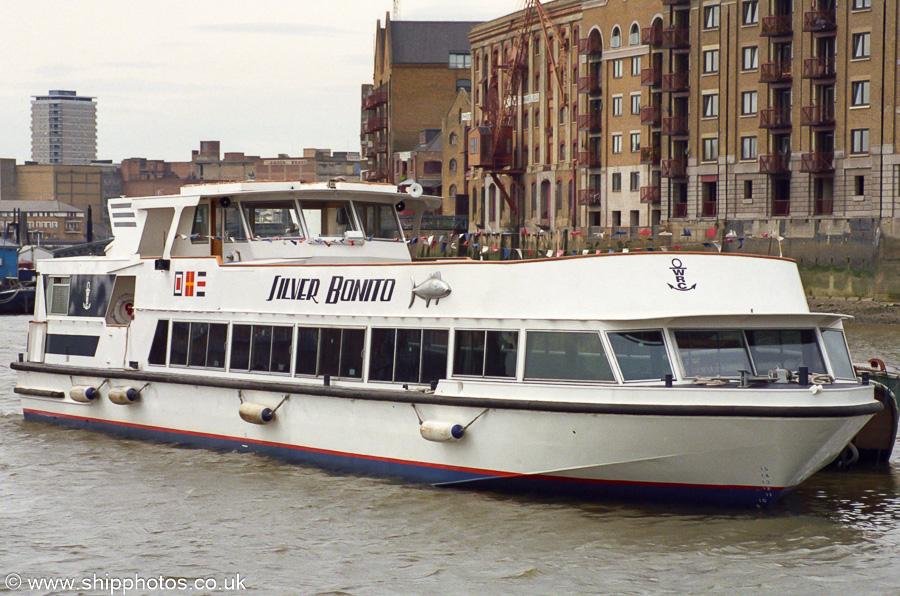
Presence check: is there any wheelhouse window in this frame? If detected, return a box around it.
[46,276,70,315]
[675,330,752,378]
[218,202,247,242]
[821,329,855,379]
[190,204,210,243]
[300,201,356,238]
[354,202,403,240]
[745,329,826,375]
[608,330,673,381]
[453,330,518,378]
[524,331,615,382]
[369,328,449,384]
[242,201,303,239]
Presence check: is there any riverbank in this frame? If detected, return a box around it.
[808,297,900,325]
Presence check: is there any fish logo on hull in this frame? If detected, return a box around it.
[409,272,451,308]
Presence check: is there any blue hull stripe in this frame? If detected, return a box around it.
[22,409,788,507]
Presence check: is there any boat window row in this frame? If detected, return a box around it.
[147,320,856,383]
[191,198,403,242]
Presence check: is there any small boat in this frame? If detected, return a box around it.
[11,180,883,508]
[842,358,900,465]
[0,281,35,314]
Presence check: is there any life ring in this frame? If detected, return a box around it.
[868,358,886,372]
[110,294,135,325]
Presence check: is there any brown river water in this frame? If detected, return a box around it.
[1,315,898,595]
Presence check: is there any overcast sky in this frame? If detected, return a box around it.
[1,0,523,164]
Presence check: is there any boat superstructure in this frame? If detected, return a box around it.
[12,180,882,507]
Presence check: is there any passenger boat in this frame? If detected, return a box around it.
[11,180,883,507]
[0,280,36,315]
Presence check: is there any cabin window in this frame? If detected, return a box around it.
[300,201,356,238]
[821,329,855,379]
[186,322,228,369]
[745,329,826,375]
[219,202,247,242]
[46,276,70,315]
[190,204,210,243]
[230,324,293,374]
[169,322,190,366]
[453,330,518,378]
[354,202,403,240]
[318,327,365,378]
[608,330,673,381]
[524,331,615,382]
[148,319,169,365]
[369,328,449,384]
[242,201,303,239]
[295,327,319,376]
[674,330,752,378]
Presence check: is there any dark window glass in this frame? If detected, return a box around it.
[454,330,485,376]
[270,326,293,373]
[421,330,449,384]
[169,321,190,366]
[821,329,855,379]
[319,328,342,377]
[230,324,252,371]
[250,326,273,372]
[369,328,396,382]
[354,202,402,239]
[745,329,826,374]
[207,324,227,369]
[395,329,422,383]
[189,322,209,367]
[608,330,673,381]
[524,331,615,381]
[675,330,751,378]
[485,331,518,377]
[148,319,169,366]
[340,329,365,378]
[295,327,319,376]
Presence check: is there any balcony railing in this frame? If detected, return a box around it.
[661,72,689,93]
[640,145,661,164]
[362,89,387,110]
[802,57,836,80]
[577,75,602,94]
[363,116,386,134]
[662,116,689,136]
[800,151,834,173]
[641,26,662,46]
[577,150,602,168]
[803,9,837,32]
[672,202,688,218]
[759,107,792,129]
[759,153,791,175]
[760,62,792,83]
[801,104,836,127]
[702,200,718,218]
[641,67,662,87]
[363,169,388,182]
[761,14,793,37]
[772,199,791,216]
[814,198,834,216]
[578,37,603,55]
[578,189,602,205]
[640,105,661,126]
[661,28,690,49]
[661,158,687,178]
[640,186,661,203]
[363,145,377,158]
[577,113,602,132]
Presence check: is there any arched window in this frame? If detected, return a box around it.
[534,144,540,164]
[449,132,458,145]
[531,182,537,215]
[559,143,566,161]
[449,158,457,172]
[629,24,640,46]
[611,26,621,48]
[568,179,575,213]
[449,184,457,198]
[555,180,563,211]
[488,185,497,224]
[541,180,551,220]
[523,146,529,166]
[559,107,566,124]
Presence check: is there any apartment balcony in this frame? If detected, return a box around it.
[701,200,718,218]
[640,145,661,164]
[760,62,792,83]
[641,26,662,46]
[640,105,662,126]
[661,72,689,93]
[800,151,834,174]
[661,28,690,50]
[759,107,792,129]
[772,200,791,216]
[363,169,388,182]
[577,74,602,94]
[363,116,386,134]
[759,153,791,175]
[761,14,793,37]
[640,186,661,204]
[363,145,377,159]
[578,189,602,205]
[362,89,387,110]
[661,116,689,136]
[802,57,836,80]
[801,104,836,127]
[578,37,603,55]
[577,113,602,132]
[641,67,662,87]
[577,150,602,168]
[814,198,834,216]
[803,9,837,32]
[376,142,388,153]
[672,202,688,218]
[661,158,687,178]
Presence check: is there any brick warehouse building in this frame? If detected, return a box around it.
[464,0,899,241]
